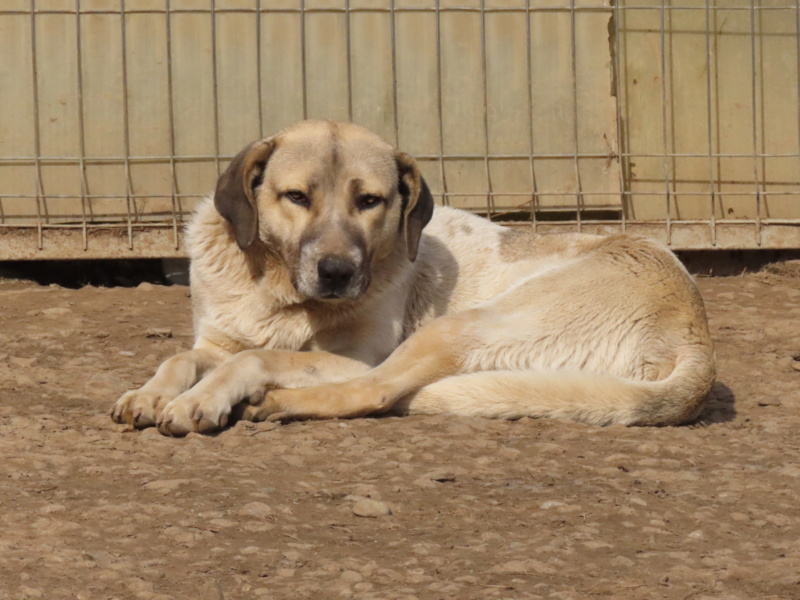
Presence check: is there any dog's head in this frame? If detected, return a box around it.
[214,121,434,301]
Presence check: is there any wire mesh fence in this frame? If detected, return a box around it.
[1,0,799,259]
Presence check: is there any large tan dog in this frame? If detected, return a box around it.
[111,120,715,436]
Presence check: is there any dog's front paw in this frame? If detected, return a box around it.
[156,390,231,436]
[111,388,176,428]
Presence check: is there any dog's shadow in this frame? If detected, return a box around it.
[411,235,461,319]
[695,381,736,425]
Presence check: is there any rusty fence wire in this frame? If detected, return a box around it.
[1,0,799,259]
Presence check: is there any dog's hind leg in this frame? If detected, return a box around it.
[260,307,498,419]
[391,371,651,426]
[392,357,711,426]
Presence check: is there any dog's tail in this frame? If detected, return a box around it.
[394,345,715,426]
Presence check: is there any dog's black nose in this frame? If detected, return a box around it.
[317,255,357,295]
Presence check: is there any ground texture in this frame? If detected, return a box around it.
[0,268,799,600]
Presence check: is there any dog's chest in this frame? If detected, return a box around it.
[236,303,317,351]
[197,288,315,352]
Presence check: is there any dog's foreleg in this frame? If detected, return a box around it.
[110,344,230,428]
[155,350,372,435]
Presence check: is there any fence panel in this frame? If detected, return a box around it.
[0,0,798,259]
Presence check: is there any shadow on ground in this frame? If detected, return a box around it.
[697,381,736,425]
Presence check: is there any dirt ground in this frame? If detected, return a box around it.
[0,266,799,600]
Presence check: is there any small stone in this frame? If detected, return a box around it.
[490,559,555,575]
[39,503,66,514]
[611,556,635,567]
[10,357,38,368]
[637,442,660,454]
[340,570,363,584]
[127,578,154,594]
[200,581,225,600]
[791,360,800,372]
[142,479,190,493]
[757,399,782,407]
[766,514,791,527]
[426,469,457,483]
[118,351,136,357]
[238,502,272,520]
[351,498,392,518]
[241,523,272,533]
[777,466,800,478]
[730,512,749,522]
[42,307,72,317]
[12,373,35,386]
[138,282,155,291]
[281,455,305,468]
[84,551,114,568]
[145,328,173,339]
[413,467,464,488]
[208,519,237,529]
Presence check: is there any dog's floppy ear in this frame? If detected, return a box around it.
[214,139,276,250]
[396,152,435,262]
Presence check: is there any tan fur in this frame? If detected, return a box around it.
[111,120,715,436]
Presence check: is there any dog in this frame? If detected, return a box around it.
[111,120,715,436]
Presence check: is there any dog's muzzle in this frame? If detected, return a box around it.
[316,255,359,299]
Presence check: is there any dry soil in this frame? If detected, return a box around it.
[0,269,799,600]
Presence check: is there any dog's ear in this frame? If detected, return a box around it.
[214,139,276,250]
[396,152,435,262]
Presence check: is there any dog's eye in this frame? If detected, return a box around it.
[356,195,383,211]
[285,190,310,208]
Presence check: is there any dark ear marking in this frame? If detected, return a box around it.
[214,139,276,250]
[396,152,435,262]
